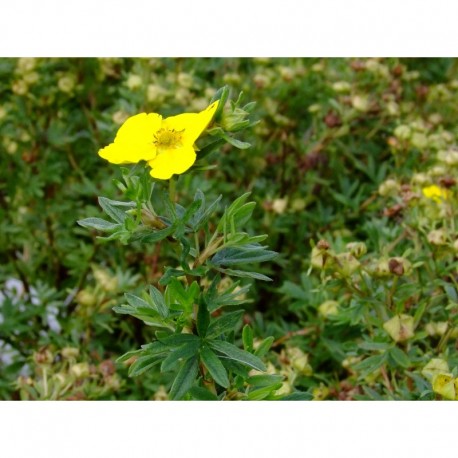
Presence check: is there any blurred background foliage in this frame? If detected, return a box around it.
[2,57,458,400]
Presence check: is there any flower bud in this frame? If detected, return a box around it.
[352,95,369,112]
[421,358,450,381]
[287,348,313,375]
[312,384,329,400]
[346,241,367,258]
[76,289,97,307]
[34,348,54,365]
[275,381,293,396]
[223,73,241,85]
[411,132,428,149]
[318,300,339,317]
[425,321,448,337]
[154,385,169,400]
[383,314,414,342]
[437,149,458,166]
[378,179,400,197]
[12,80,28,95]
[93,267,118,292]
[427,229,447,246]
[112,110,129,125]
[332,81,351,93]
[272,198,288,214]
[394,125,411,140]
[334,252,360,277]
[61,347,80,360]
[16,58,37,73]
[177,72,193,88]
[388,257,412,276]
[310,246,330,270]
[411,173,430,186]
[70,362,90,379]
[126,74,143,90]
[147,84,167,103]
[58,76,75,93]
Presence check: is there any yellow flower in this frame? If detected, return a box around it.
[99,101,219,180]
[422,185,450,203]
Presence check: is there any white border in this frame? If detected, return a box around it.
[1,0,457,56]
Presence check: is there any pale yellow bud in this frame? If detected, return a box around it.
[351,95,370,112]
[318,300,339,317]
[70,362,90,379]
[427,229,447,246]
[12,80,28,95]
[378,179,400,197]
[177,72,194,88]
[394,125,411,140]
[410,132,428,149]
[421,358,450,381]
[58,76,75,93]
[112,110,129,125]
[272,198,288,214]
[61,347,80,360]
[383,314,414,342]
[125,74,142,90]
[332,81,351,93]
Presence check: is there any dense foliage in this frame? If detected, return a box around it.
[2,57,458,400]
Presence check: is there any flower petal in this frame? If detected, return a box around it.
[163,100,219,146]
[98,113,162,163]
[98,140,157,164]
[148,145,197,180]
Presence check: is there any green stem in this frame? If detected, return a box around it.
[169,176,176,204]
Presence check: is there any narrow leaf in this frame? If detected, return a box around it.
[209,340,266,371]
[200,346,229,388]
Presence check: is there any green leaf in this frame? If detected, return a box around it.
[77,217,120,232]
[128,354,161,377]
[389,347,411,368]
[354,353,387,375]
[209,340,266,371]
[206,310,244,339]
[149,285,168,318]
[169,356,199,400]
[247,384,283,400]
[254,336,274,358]
[130,224,175,243]
[197,298,210,337]
[212,268,273,282]
[221,132,251,149]
[200,346,229,388]
[98,197,134,223]
[242,325,254,352]
[161,341,201,372]
[158,333,200,347]
[246,374,283,387]
[189,386,218,401]
[211,245,277,266]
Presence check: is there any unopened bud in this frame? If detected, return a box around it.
[346,242,367,258]
[334,252,360,277]
[61,347,80,360]
[383,314,415,342]
[388,257,412,276]
[70,362,90,379]
[394,125,411,140]
[378,179,400,197]
[34,349,54,365]
[312,384,330,400]
[421,358,450,381]
[318,300,339,317]
[427,229,447,246]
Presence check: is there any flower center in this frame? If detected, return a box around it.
[153,128,183,150]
